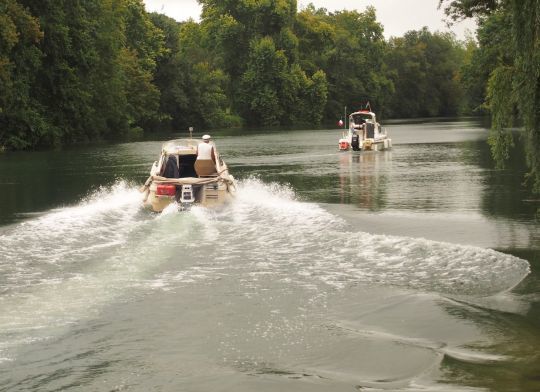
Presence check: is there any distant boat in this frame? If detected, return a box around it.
[141,138,236,212]
[338,109,392,151]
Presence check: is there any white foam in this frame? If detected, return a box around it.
[0,178,531,362]
[198,178,531,297]
[0,181,155,359]
[0,180,143,266]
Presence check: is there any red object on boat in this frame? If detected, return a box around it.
[156,184,176,196]
[339,141,350,150]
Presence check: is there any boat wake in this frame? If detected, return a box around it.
[207,177,530,297]
[0,178,531,363]
[0,181,150,359]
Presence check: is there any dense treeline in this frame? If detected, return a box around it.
[0,0,165,148]
[1,0,538,195]
[0,0,470,150]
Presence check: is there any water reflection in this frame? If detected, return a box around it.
[337,151,390,210]
[475,135,539,220]
[436,295,540,392]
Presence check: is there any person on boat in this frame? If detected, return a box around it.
[195,134,217,176]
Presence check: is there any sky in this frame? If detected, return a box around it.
[142,0,477,40]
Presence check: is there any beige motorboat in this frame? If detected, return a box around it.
[141,138,236,212]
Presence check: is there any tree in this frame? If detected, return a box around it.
[18,0,124,144]
[6,0,166,146]
[0,0,45,149]
[294,6,391,121]
[149,14,239,130]
[294,4,335,75]
[239,36,288,125]
[439,0,500,20]
[120,0,166,133]
[384,28,466,118]
[441,0,540,194]
[199,0,297,84]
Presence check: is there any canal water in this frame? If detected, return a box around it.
[0,119,538,391]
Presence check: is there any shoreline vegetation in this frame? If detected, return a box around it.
[0,0,538,193]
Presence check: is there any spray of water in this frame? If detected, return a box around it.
[0,178,530,363]
[211,178,530,296]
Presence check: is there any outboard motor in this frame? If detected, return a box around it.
[351,133,361,151]
[179,184,195,208]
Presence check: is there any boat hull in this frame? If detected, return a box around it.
[144,180,235,212]
[338,137,392,151]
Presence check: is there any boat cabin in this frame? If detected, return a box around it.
[350,111,376,125]
[349,111,378,139]
[151,138,221,179]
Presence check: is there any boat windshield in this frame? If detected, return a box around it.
[162,139,200,155]
[351,112,374,123]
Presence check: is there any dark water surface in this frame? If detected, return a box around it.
[0,119,539,391]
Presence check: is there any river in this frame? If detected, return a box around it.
[0,118,538,391]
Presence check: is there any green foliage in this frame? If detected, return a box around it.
[200,0,327,127]
[511,0,540,192]
[439,0,501,21]
[239,37,287,125]
[385,28,466,118]
[294,5,335,74]
[294,6,391,120]
[329,9,386,116]
[201,0,295,115]
[0,0,168,148]
[199,0,297,81]
[116,0,166,133]
[486,65,515,165]
[118,47,161,131]
[446,0,540,194]
[236,35,328,126]
[459,10,512,115]
[0,0,45,149]
[123,0,166,72]
[149,14,237,131]
[302,69,328,125]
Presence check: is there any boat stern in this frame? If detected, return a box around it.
[145,183,177,212]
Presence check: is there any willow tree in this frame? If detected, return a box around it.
[510,0,540,193]
[441,0,540,193]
